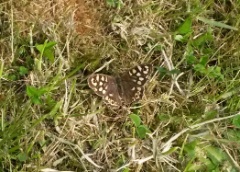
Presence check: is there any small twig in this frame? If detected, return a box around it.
[132,155,154,164]
[115,162,131,172]
[161,49,174,95]
[41,168,73,172]
[161,49,185,96]
[161,49,172,70]
[173,72,185,95]
[93,59,116,73]
[162,156,180,172]
[77,145,104,169]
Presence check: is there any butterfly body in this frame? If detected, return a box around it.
[88,64,152,107]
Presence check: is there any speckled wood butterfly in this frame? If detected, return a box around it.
[88,64,153,107]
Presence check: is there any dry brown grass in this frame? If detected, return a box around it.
[1,0,240,171]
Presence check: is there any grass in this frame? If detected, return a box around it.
[1,0,240,171]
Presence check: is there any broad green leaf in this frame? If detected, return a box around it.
[199,56,209,66]
[186,55,197,65]
[26,86,47,104]
[194,64,206,73]
[183,141,197,158]
[35,41,56,52]
[129,114,141,127]
[26,86,46,97]
[35,44,45,53]
[17,152,28,162]
[207,66,224,80]
[35,40,56,63]
[44,41,57,49]
[176,18,192,35]
[19,66,29,76]
[185,45,197,65]
[136,125,150,139]
[43,49,54,63]
[204,146,226,163]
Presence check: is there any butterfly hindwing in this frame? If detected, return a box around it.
[117,64,153,104]
[88,64,153,107]
[87,74,122,106]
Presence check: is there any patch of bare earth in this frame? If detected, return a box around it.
[13,0,102,36]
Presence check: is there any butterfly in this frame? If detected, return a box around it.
[87,64,153,107]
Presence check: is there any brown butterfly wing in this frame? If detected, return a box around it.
[88,74,122,106]
[117,64,153,104]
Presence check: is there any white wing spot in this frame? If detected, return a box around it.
[139,77,144,81]
[132,69,137,74]
[136,73,141,76]
[91,78,97,86]
[99,87,103,91]
[145,65,149,69]
[99,82,103,86]
[131,87,136,91]
[102,90,106,94]
[96,75,99,81]
[129,71,132,76]
[137,66,142,71]
[137,81,142,85]
[143,70,148,74]
[136,95,140,99]
[109,93,113,97]
[132,79,137,82]
[101,76,105,81]
[137,87,141,91]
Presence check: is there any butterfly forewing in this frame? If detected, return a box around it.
[87,74,122,106]
[117,64,153,104]
[88,64,152,107]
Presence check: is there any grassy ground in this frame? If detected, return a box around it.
[1,0,240,171]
